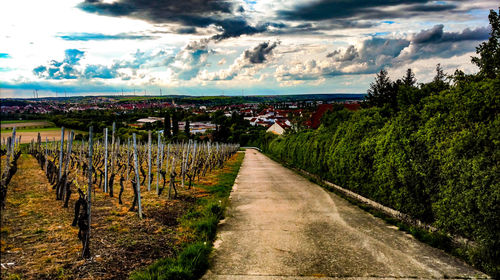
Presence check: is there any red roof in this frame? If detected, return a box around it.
[275,120,290,129]
[310,104,333,129]
[344,103,361,111]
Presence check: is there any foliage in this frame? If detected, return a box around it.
[472,8,500,78]
[365,69,397,109]
[264,71,499,276]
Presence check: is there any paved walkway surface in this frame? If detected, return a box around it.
[203,150,487,279]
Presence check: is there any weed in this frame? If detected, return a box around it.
[34,228,45,234]
[130,153,244,279]
[6,274,23,280]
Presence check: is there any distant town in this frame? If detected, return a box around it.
[0,94,364,137]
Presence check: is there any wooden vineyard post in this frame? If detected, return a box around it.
[126,138,131,181]
[84,126,93,259]
[110,122,115,195]
[156,132,161,194]
[181,142,187,189]
[132,133,143,219]
[79,140,84,176]
[168,156,176,199]
[148,130,152,192]
[44,137,48,172]
[104,127,108,193]
[58,127,65,182]
[62,131,74,206]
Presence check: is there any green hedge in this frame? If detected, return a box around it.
[264,78,499,276]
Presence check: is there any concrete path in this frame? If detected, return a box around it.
[204,150,487,279]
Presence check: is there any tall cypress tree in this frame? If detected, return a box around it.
[172,111,179,136]
[184,120,190,136]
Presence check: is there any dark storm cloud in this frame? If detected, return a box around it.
[175,27,198,34]
[78,0,233,20]
[209,18,268,41]
[78,0,272,40]
[277,0,459,21]
[267,21,374,36]
[244,41,279,64]
[57,32,158,41]
[412,24,490,44]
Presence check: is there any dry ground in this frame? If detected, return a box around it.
[1,129,76,144]
[0,121,53,130]
[1,153,240,279]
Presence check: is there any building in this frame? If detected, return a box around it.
[309,104,333,129]
[266,122,289,135]
[136,117,164,124]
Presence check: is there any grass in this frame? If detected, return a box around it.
[130,152,244,280]
[0,120,48,124]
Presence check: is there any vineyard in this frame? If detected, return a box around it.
[1,124,241,279]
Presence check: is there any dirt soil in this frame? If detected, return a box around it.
[0,153,237,279]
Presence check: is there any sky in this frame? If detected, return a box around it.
[0,0,496,98]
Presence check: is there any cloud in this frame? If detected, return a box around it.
[175,27,197,34]
[398,25,490,60]
[277,0,459,22]
[83,64,119,79]
[169,41,212,80]
[113,49,174,70]
[275,24,490,82]
[412,24,490,44]
[33,48,175,81]
[33,49,85,80]
[78,0,273,41]
[0,53,11,59]
[56,32,159,41]
[64,49,85,64]
[244,41,279,64]
[199,41,279,81]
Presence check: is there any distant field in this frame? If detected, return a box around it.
[0,120,54,130]
[0,128,86,144]
[1,120,39,124]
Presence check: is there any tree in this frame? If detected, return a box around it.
[472,8,500,78]
[366,69,397,108]
[432,63,449,92]
[184,120,190,136]
[402,68,417,87]
[164,111,171,137]
[172,111,179,136]
[433,63,446,83]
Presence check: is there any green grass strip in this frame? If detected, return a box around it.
[130,152,244,280]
